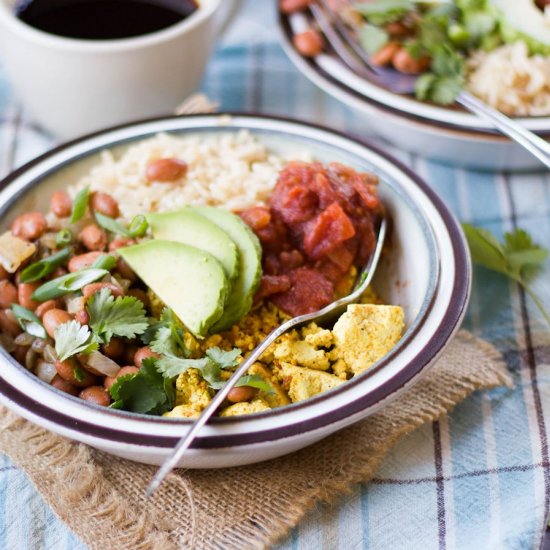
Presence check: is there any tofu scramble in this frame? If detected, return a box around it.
[0,132,405,417]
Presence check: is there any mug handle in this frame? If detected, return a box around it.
[213,0,243,37]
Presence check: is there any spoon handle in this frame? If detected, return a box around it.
[144,321,288,497]
[457,91,550,170]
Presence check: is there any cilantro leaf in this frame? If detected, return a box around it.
[236,375,274,394]
[87,288,148,344]
[463,224,550,326]
[155,346,242,390]
[54,320,99,362]
[142,307,188,355]
[109,358,174,415]
[359,24,388,55]
[156,356,211,380]
[205,347,241,369]
[355,0,413,26]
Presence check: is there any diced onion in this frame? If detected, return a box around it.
[43,344,57,364]
[0,333,16,353]
[35,360,57,383]
[66,296,86,314]
[85,351,120,377]
[14,333,35,347]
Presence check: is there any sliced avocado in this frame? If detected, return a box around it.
[148,210,239,284]
[491,0,550,54]
[191,206,262,332]
[119,240,228,338]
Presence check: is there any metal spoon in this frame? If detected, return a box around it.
[310,0,550,170]
[145,217,387,497]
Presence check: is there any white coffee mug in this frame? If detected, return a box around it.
[0,0,240,140]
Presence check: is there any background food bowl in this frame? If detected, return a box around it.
[0,114,470,468]
[279,10,550,172]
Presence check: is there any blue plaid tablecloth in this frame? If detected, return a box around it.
[1,2,550,549]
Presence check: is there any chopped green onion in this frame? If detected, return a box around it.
[91,254,117,271]
[128,215,148,238]
[11,305,47,339]
[73,365,86,383]
[31,268,108,302]
[94,212,130,237]
[19,248,71,283]
[70,187,90,224]
[56,229,73,247]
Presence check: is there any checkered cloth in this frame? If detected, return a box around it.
[1,2,549,549]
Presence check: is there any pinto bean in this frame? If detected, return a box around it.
[280,0,311,14]
[12,345,28,364]
[0,265,9,280]
[34,300,59,319]
[82,282,124,299]
[17,282,40,310]
[108,237,135,252]
[11,212,47,241]
[0,309,22,337]
[0,280,18,309]
[392,48,430,74]
[104,365,139,391]
[68,251,103,272]
[50,191,72,218]
[80,224,108,252]
[102,337,124,359]
[51,374,79,396]
[90,192,119,218]
[126,289,149,310]
[133,346,159,368]
[227,386,258,403]
[74,310,89,326]
[145,158,188,182]
[55,358,97,387]
[48,267,68,280]
[115,258,136,282]
[384,21,410,38]
[43,308,72,338]
[293,29,324,57]
[370,42,400,67]
[79,386,111,406]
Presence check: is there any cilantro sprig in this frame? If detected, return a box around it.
[109,358,175,414]
[54,320,98,362]
[87,288,149,344]
[463,225,550,326]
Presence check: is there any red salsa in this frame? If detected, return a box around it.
[240,161,383,316]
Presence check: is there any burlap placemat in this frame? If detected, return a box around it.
[0,330,512,549]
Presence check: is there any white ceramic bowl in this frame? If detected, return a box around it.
[279,11,550,171]
[0,114,471,468]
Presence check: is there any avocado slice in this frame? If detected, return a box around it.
[119,240,228,338]
[190,206,262,332]
[491,0,550,54]
[148,210,240,284]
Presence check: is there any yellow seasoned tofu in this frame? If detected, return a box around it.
[277,362,344,403]
[248,362,291,408]
[267,323,333,371]
[331,304,405,375]
[175,369,211,409]
[220,398,271,417]
[164,404,201,419]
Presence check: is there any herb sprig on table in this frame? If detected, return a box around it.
[462,224,550,326]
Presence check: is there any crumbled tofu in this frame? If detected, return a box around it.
[174,369,211,411]
[331,304,404,375]
[221,398,271,417]
[248,362,290,408]
[164,404,201,419]
[0,231,36,273]
[268,323,333,371]
[277,362,344,403]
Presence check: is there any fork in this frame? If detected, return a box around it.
[310,0,550,170]
[145,217,387,497]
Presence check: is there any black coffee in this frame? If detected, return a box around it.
[15,0,198,40]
